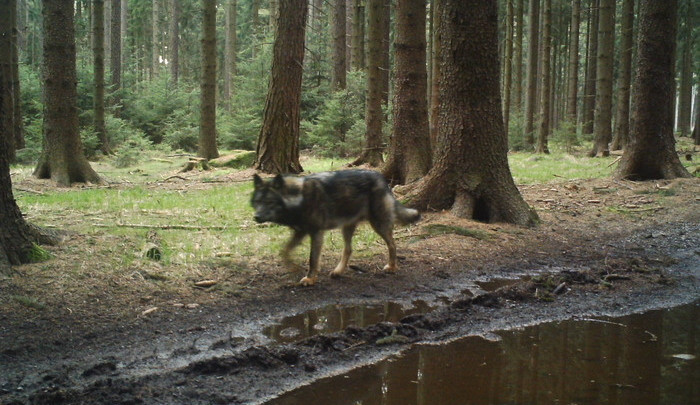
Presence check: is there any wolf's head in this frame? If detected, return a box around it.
[251,174,287,224]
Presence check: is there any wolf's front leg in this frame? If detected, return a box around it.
[282,230,307,273]
[300,231,324,286]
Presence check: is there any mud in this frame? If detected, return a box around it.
[1,182,699,404]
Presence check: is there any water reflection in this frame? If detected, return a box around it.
[263,301,436,344]
[265,302,698,405]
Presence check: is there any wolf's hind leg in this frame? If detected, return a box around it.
[282,230,306,273]
[331,224,357,278]
[300,231,324,286]
[370,220,397,273]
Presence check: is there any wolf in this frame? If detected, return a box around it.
[251,170,420,286]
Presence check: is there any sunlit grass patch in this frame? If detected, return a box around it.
[509,151,616,184]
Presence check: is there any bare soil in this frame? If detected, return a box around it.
[1,175,699,404]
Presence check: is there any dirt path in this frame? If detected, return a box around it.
[1,177,698,404]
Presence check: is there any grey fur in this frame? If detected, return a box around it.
[251,170,420,286]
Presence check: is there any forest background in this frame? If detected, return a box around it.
[3,0,699,171]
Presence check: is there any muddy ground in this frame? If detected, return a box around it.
[1,176,699,404]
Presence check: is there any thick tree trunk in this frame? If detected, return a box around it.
[93,0,111,155]
[590,0,615,157]
[224,0,237,111]
[536,0,551,154]
[332,0,347,90]
[581,0,598,136]
[382,0,431,185]
[170,0,180,83]
[512,0,524,113]
[403,0,538,227]
[351,0,365,70]
[523,0,540,149]
[254,0,308,174]
[151,0,159,78]
[503,0,514,133]
[694,87,700,145]
[351,0,385,167]
[676,0,694,137]
[611,0,633,151]
[110,0,121,113]
[9,0,23,152]
[565,0,580,124]
[429,0,441,146]
[0,0,16,161]
[198,0,219,160]
[615,0,690,180]
[34,0,102,187]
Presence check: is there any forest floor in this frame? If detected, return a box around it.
[1,153,699,404]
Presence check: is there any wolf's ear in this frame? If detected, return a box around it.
[253,174,263,188]
[272,174,285,190]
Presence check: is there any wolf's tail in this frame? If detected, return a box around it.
[395,201,420,225]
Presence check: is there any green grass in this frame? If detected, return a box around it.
[508,151,617,184]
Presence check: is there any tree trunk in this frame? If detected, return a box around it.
[120,0,127,70]
[611,0,633,150]
[694,86,700,145]
[565,0,580,124]
[615,0,690,180]
[151,0,159,78]
[110,0,121,113]
[0,0,16,161]
[93,0,111,155]
[382,0,431,185]
[589,0,615,157]
[379,0,390,106]
[403,0,538,227]
[350,0,385,167]
[199,0,219,160]
[332,0,347,90]
[523,0,540,149]
[536,0,551,154]
[9,0,23,152]
[170,0,180,84]
[224,0,237,110]
[503,0,514,133]
[429,0,441,146]
[512,0,524,113]
[351,0,365,70]
[254,0,308,174]
[580,0,598,136]
[34,0,102,187]
[676,0,693,137]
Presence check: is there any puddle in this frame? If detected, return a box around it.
[474,276,531,292]
[263,300,437,344]
[265,301,699,405]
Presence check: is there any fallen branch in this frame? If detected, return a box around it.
[14,187,46,195]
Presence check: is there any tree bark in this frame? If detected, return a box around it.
[350,0,365,70]
[589,0,615,157]
[580,0,598,136]
[332,0,347,90]
[676,0,694,137]
[523,0,540,149]
[198,0,219,160]
[615,0,691,180]
[382,0,431,185]
[170,0,180,84]
[110,0,121,113]
[512,0,524,113]
[503,0,514,133]
[151,0,159,78]
[536,0,551,154]
[33,0,102,187]
[0,0,16,161]
[429,0,441,146]
[9,0,23,152]
[93,0,111,155]
[611,0,633,150]
[694,86,700,145]
[224,0,237,110]
[403,0,538,227]
[350,0,385,167]
[254,0,308,174]
[565,0,580,124]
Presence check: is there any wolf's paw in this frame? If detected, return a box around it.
[383,264,397,273]
[299,276,317,286]
[330,266,348,278]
